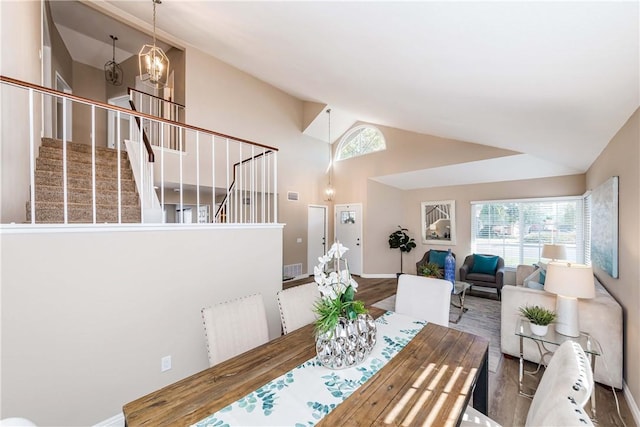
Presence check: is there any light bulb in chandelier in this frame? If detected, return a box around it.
[325,185,335,201]
[138,0,170,89]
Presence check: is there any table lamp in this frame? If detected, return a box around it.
[541,244,567,261]
[544,262,594,337]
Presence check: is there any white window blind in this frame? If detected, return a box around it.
[470,197,584,267]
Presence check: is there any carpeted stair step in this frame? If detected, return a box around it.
[39,145,129,166]
[36,157,134,180]
[34,170,137,192]
[41,138,130,160]
[26,137,143,224]
[26,201,141,224]
[35,185,139,206]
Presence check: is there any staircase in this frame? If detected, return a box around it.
[26,138,141,223]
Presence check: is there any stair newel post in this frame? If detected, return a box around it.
[196,131,200,220]
[161,122,165,224]
[28,88,35,224]
[62,92,68,224]
[91,104,97,224]
[116,109,122,223]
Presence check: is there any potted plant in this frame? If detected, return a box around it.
[388,226,417,274]
[518,304,557,336]
[420,262,443,279]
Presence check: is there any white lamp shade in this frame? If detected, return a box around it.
[544,262,595,299]
[541,244,567,261]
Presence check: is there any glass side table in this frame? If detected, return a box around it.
[450,281,471,323]
[515,318,600,421]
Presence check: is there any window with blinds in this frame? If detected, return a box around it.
[470,197,584,267]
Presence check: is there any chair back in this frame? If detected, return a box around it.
[201,293,269,367]
[525,341,594,426]
[277,283,321,334]
[395,274,452,326]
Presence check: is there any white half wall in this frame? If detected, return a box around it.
[0,225,283,426]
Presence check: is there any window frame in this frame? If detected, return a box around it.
[335,125,386,161]
[470,196,585,268]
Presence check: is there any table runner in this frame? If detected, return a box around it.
[193,311,426,427]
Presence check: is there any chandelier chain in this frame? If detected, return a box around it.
[152,0,157,46]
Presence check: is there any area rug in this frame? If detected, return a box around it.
[373,294,503,373]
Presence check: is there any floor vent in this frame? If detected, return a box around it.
[283,263,303,279]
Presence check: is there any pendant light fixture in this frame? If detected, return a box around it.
[104,35,123,86]
[325,108,335,201]
[138,0,170,90]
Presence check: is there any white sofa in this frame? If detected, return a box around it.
[501,265,623,388]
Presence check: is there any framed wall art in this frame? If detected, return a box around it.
[421,200,456,245]
[591,176,618,278]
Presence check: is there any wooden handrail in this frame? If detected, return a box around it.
[128,99,155,163]
[0,75,279,152]
[214,150,275,221]
[127,87,185,108]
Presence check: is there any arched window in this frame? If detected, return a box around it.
[335,125,386,161]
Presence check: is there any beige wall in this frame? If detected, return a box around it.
[184,47,329,272]
[72,61,108,147]
[586,108,640,411]
[0,0,41,223]
[0,225,283,425]
[365,174,586,275]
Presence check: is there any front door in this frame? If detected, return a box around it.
[308,205,328,275]
[334,203,363,275]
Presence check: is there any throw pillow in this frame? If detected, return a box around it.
[539,269,546,285]
[471,254,499,275]
[526,280,545,290]
[428,250,447,268]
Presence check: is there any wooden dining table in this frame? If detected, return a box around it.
[123,307,489,427]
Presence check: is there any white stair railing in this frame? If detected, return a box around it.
[0,75,279,226]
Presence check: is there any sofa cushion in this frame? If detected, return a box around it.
[471,254,499,275]
[428,250,448,268]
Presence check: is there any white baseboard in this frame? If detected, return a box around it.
[359,273,397,279]
[624,380,640,427]
[93,413,125,427]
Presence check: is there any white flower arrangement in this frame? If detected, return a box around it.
[313,241,366,335]
[313,241,359,300]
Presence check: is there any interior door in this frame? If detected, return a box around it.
[334,203,363,275]
[308,205,328,275]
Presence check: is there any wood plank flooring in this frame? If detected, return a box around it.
[284,275,636,427]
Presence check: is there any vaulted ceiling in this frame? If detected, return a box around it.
[81,1,640,188]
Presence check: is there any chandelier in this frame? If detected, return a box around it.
[138,0,170,89]
[104,35,123,86]
[325,108,335,201]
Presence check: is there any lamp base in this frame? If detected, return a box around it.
[555,295,580,337]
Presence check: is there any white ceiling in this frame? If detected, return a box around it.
[93,1,638,187]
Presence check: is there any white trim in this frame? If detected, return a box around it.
[93,412,124,427]
[624,380,640,427]
[360,273,397,279]
[0,223,285,235]
[470,195,583,205]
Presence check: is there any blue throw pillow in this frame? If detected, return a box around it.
[471,254,499,275]
[539,269,546,285]
[429,250,448,268]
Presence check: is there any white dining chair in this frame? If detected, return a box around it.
[462,340,594,427]
[277,283,321,334]
[395,274,453,326]
[201,293,269,367]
